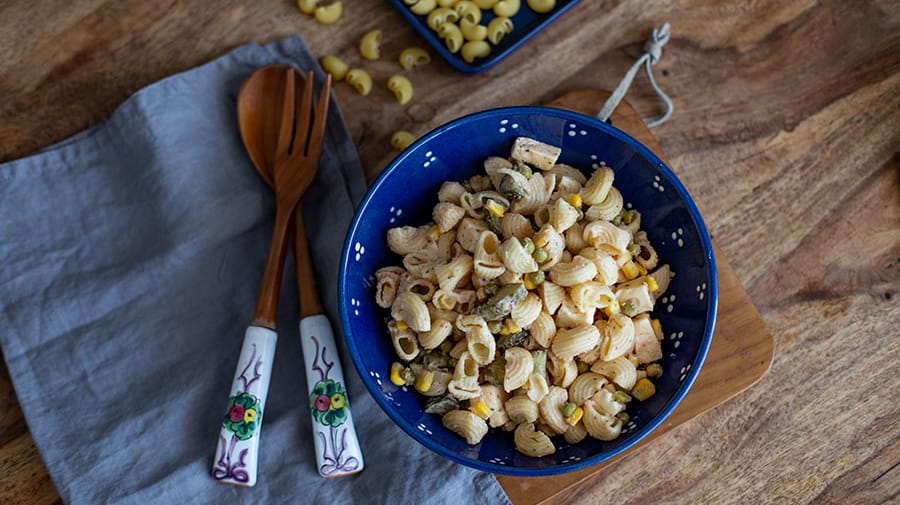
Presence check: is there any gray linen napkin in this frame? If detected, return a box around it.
[0,36,511,505]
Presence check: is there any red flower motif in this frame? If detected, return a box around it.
[314,394,331,411]
[228,403,245,422]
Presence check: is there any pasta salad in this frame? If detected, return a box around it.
[374,137,671,456]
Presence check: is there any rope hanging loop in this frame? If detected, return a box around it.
[598,22,673,128]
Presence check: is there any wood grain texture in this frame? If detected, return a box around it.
[1,1,898,504]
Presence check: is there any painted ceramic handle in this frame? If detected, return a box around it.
[211,326,277,486]
[300,314,364,477]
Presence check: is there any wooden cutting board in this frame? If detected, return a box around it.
[495,90,775,505]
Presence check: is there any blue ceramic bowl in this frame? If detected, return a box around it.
[339,107,717,476]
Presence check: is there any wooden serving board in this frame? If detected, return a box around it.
[495,90,775,505]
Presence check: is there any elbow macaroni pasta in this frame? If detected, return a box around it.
[359,30,382,60]
[313,1,342,23]
[345,68,372,96]
[387,75,414,105]
[320,55,349,80]
[493,0,521,17]
[461,40,491,63]
[399,46,432,69]
[391,130,417,151]
[376,137,672,453]
[526,0,555,12]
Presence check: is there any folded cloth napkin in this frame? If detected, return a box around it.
[0,36,511,505]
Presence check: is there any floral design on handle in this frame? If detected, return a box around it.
[225,392,261,439]
[308,335,360,475]
[309,379,348,427]
[213,343,264,483]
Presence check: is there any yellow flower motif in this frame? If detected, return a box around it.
[244,408,257,423]
[330,393,346,410]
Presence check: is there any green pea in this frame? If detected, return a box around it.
[520,237,535,254]
[614,390,632,403]
[527,271,545,287]
[532,247,548,263]
[561,402,577,418]
[646,363,663,378]
[577,361,590,374]
[616,411,630,424]
[629,243,642,256]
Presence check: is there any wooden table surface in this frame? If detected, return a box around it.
[1,1,898,504]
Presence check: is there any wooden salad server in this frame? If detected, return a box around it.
[211,68,323,486]
[235,65,363,478]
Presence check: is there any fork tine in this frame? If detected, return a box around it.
[292,70,314,156]
[306,73,332,158]
[275,68,295,161]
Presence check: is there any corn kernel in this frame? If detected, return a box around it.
[603,300,620,317]
[622,261,640,280]
[565,406,584,425]
[524,277,536,290]
[389,362,406,386]
[636,263,648,276]
[395,320,409,331]
[415,371,435,393]
[564,193,582,208]
[499,319,520,335]
[533,234,549,248]
[627,354,640,367]
[650,318,663,339]
[647,277,659,293]
[632,378,656,401]
[427,225,440,241]
[485,199,505,218]
[470,400,491,419]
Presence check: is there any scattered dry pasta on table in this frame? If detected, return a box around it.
[374,137,672,456]
[402,0,559,62]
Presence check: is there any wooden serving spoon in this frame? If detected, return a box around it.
[235,65,364,478]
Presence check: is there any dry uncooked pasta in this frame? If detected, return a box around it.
[378,137,672,456]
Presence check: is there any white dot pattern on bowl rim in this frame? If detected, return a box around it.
[679,363,693,382]
[697,281,708,300]
[497,119,519,132]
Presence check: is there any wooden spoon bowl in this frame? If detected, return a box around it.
[237,64,303,187]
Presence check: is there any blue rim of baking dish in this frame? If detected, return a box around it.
[388,0,582,74]
[339,106,718,476]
